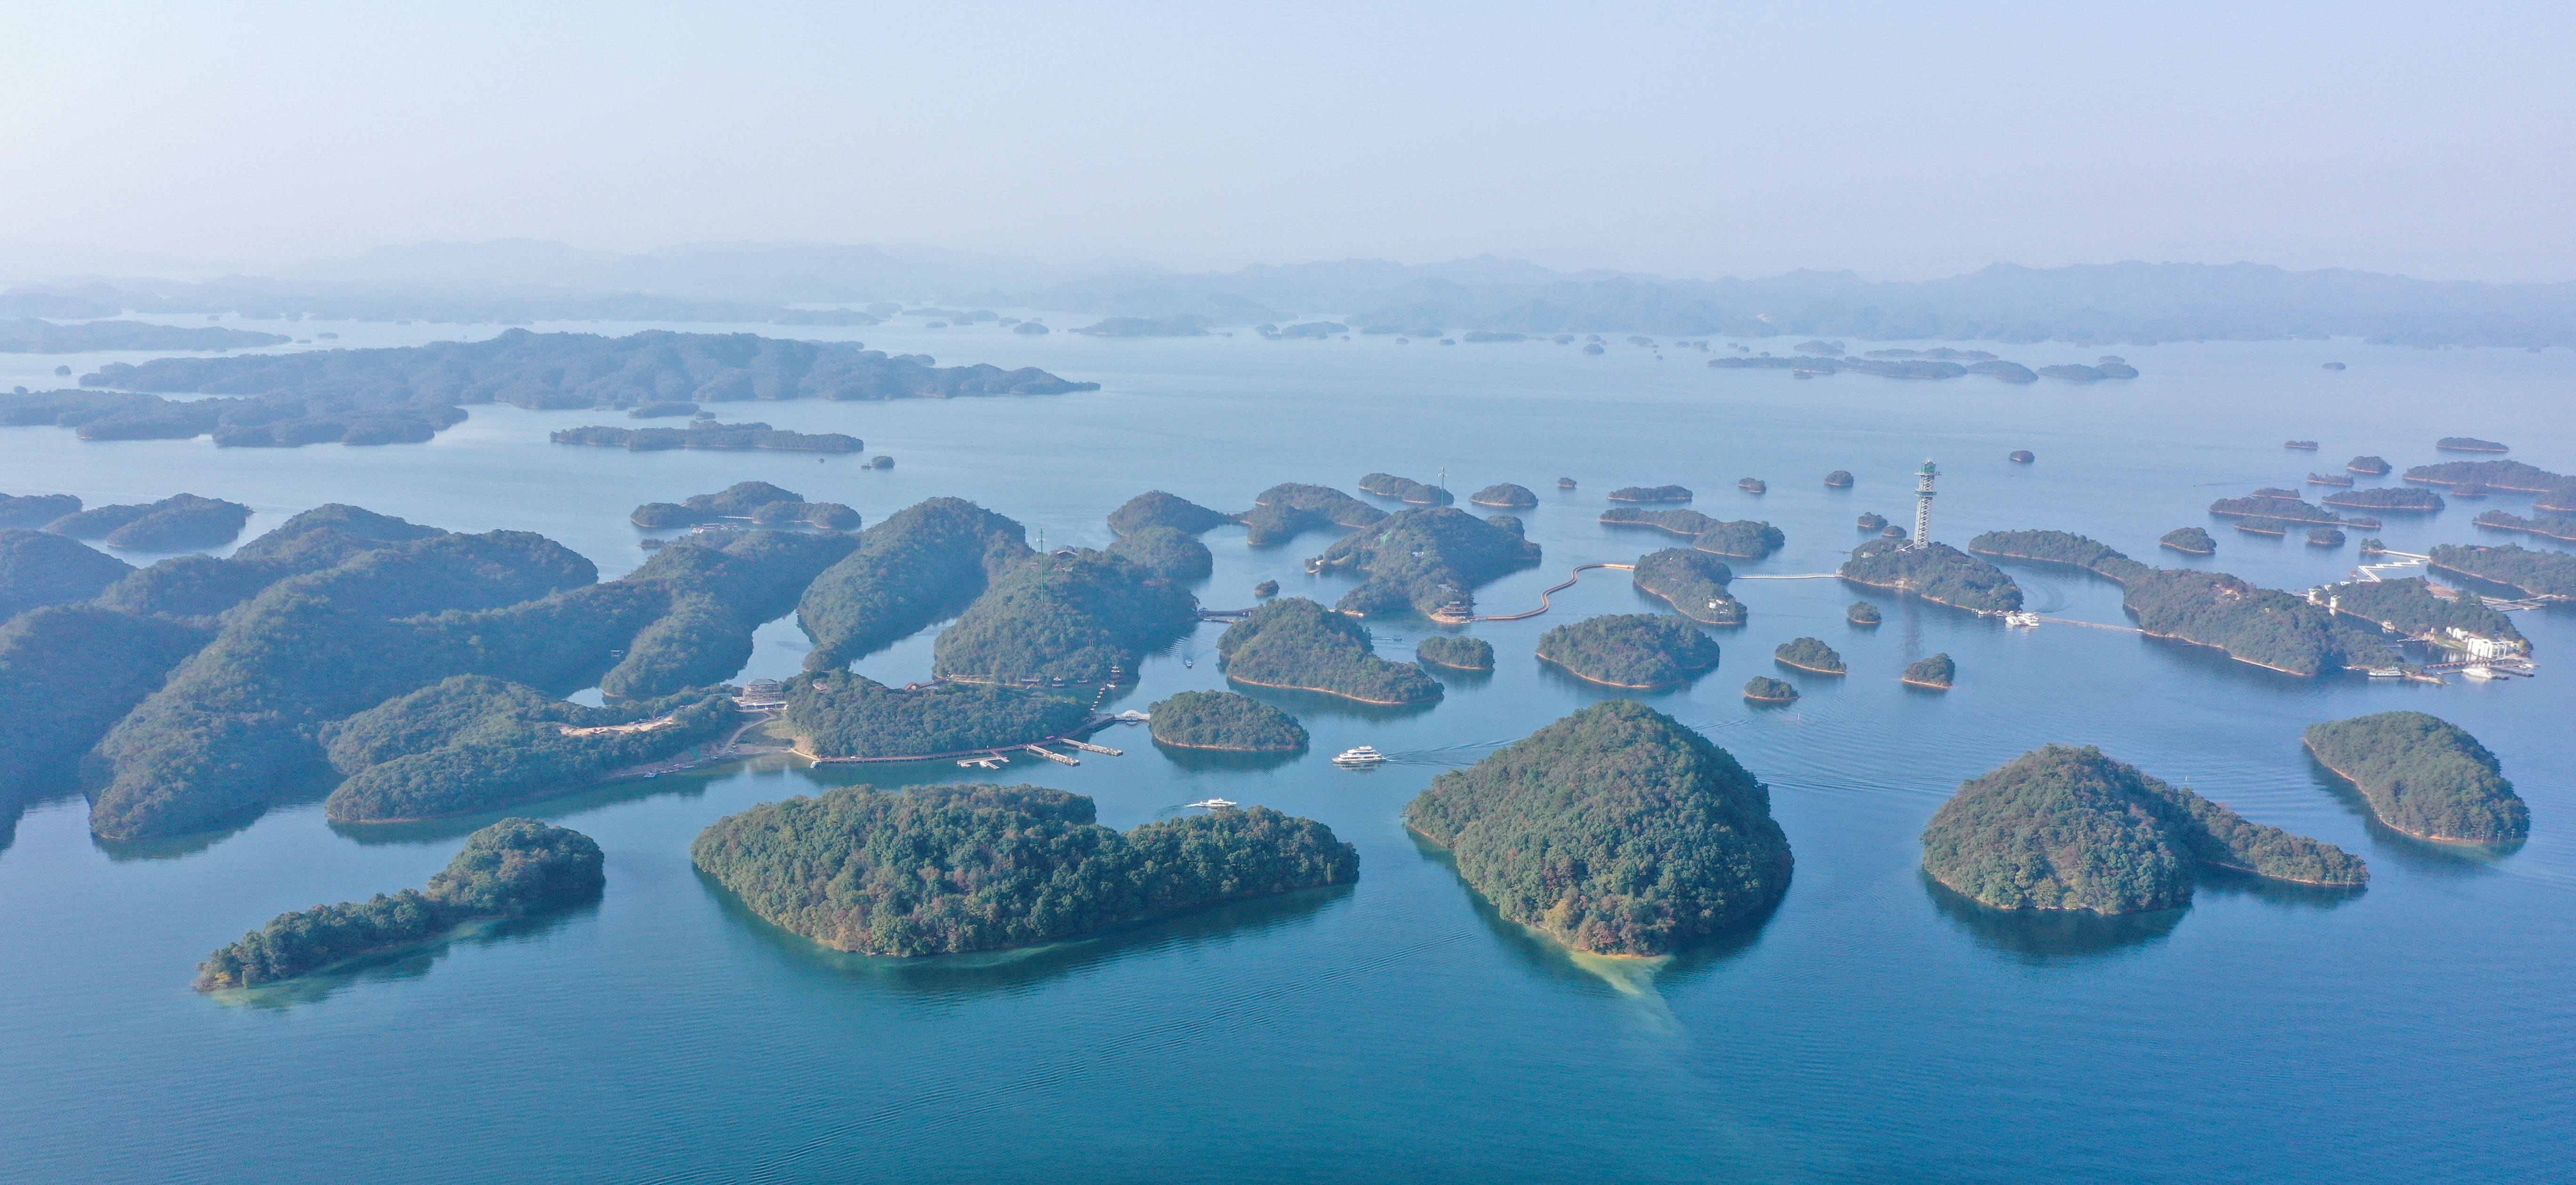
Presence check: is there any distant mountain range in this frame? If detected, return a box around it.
[6,242,2576,347]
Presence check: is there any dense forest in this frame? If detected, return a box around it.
[1773,637,1845,674]
[1598,508,1784,559]
[1901,653,1956,688]
[0,492,81,528]
[1107,490,1234,537]
[1742,675,1798,702]
[321,676,740,823]
[931,549,1197,683]
[2473,510,2576,543]
[47,493,252,551]
[1108,525,1215,583]
[2317,577,2524,648]
[1403,700,1791,956]
[1358,473,1455,505]
[1146,690,1308,752]
[1216,598,1443,705]
[2208,494,2345,524]
[1534,613,1721,688]
[1630,548,1744,625]
[2120,569,2384,675]
[2427,544,2576,599]
[630,481,859,529]
[1314,507,1542,616]
[1415,635,1495,670]
[2159,527,2216,554]
[2303,712,2528,842]
[1839,539,2024,613]
[1921,745,2367,914]
[0,605,209,810]
[1467,483,1537,508]
[1846,601,1881,625]
[1966,530,2153,584]
[786,672,1090,757]
[796,498,1032,670]
[552,421,863,452]
[0,317,290,352]
[692,784,1357,955]
[0,528,133,618]
[195,819,604,990]
[2321,487,2446,513]
[1238,483,1385,546]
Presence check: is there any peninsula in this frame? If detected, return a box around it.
[47,493,252,551]
[2473,510,2576,544]
[1109,525,1215,582]
[1534,613,1720,689]
[0,529,135,620]
[785,672,1090,759]
[1404,700,1791,956]
[2303,712,2528,843]
[2425,544,2576,599]
[1966,530,2152,583]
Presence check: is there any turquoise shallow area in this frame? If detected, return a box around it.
[1,325,2569,1183]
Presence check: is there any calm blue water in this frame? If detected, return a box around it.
[1,323,2568,1183]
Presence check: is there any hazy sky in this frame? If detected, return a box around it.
[5,1,2572,281]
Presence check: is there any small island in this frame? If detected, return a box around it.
[1738,477,1767,495]
[2208,494,2343,524]
[1314,506,1541,617]
[2285,440,2320,450]
[1773,637,1845,674]
[1109,525,1215,582]
[1107,490,1234,536]
[1358,473,1456,506]
[2008,450,2035,464]
[1630,548,1744,625]
[1857,512,1888,531]
[1467,483,1538,508]
[784,672,1091,759]
[1416,635,1495,671]
[2347,456,2391,475]
[2236,518,2290,537]
[1824,470,1854,487]
[1074,315,1210,337]
[1605,485,1693,503]
[1146,690,1308,752]
[1253,579,1280,597]
[1839,538,2024,614]
[1534,613,1721,689]
[1743,676,1798,703]
[2320,487,2445,513]
[631,481,859,530]
[1902,653,1956,689]
[553,421,864,453]
[2473,510,2576,544]
[2307,527,2346,547]
[1920,745,2366,913]
[2425,544,2576,600]
[1598,507,1786,559]
[692,784,1357,955]
[195,819,604,990]
[2399,458,2568,493]
[1556,478,1577,489]
[2303,712,2527,843]
[1847,601,1882,625]
[47,493,252,551]
[1217,597,1444,705]
[2305,472,2354,487]
[628,401,699,418]
[1403,700,1790,955]
[1239,483,1386,546]
[2436,437,2509,453]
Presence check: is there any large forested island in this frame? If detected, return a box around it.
[322,676,741,823]
[0,317,290,353]
[1314,506,1541,616]
[1217,598,1443,705]
[796,498,1032,671]
[196,818,604,990]
[2208,494,2345,525]
[1921,746,2366,913]
[1630,548,1744,625]
[1598,507,1785,559]
[2427,543,2576,599]
[2121,568,2383,675]
[2402,458,2568,494]
[1238,483,1386,545]
[691,784,1357,955]
[1534,613,1720,688]
[1967,530,2152,584]
[2304,712,2528,842]
[1839,538,2023,613]
[1403,701,1791,956]
[931,549,1196,683]
[786,671,1089,758]
[1146,690,1307,752]
[630,481,860,529]
[28,328,1092,448]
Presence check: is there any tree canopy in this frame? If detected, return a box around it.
[1216,597,1443,704]
[2304,712,2527,842]
[1839,539,2023,613]
[1147,690,1308,751]
[1535,613,1720,688]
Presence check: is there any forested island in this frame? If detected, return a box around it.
[1217,598,1443,704]
[2007,450,2035,464]
[1606,485,1693,503]
[321,676,741,823]
[2348,456,2391,475]
[631,481,859,530]
[1358,473,1455,505]
[2208,494,2344,525]
[0,317,290,353]
[1902,654,1956,689]
[2235,519,2291,538]
[2321,487,2445,513]
[2121,569,2384,674]
[1415,635,1495,671]
[786,672,1090,758]
[2426,544,2576,599]
[1839,538,2024,613]
[1403,700,1790,955]
[1313,507,1541,616]
[692,784,1357,955]
[2308,527,2347,547]
[2436,437,2509,453]
[553,421,864,452]
[1847,601,1881,625]
[1468,483,1538,508]
[1743,676,1798,703]
[2402,458,2570,496]
[1239,483,1386,546]
[1825,470,1854,487]
[1109,525,1215,582]
[931,550,1197,684]
[1738,478,1767,494]
[2473,510,2576,543]
[2159,527,2216,554]
[196,819,604,990]
[1966,530,2152,583]
[2304,712,2528,843]
[796,498,1032,671]
[1108,490,1235,536]
[1856,512,1888,531]
[2306,472,2354,487]
[1535,613,1720,688]
[1920,746,2366,914]
[47,493,252,551]
[1773,637,1845,674]
[1146,690,1307,752]
[1598,507,1785,559]
[1630,548,1744,625]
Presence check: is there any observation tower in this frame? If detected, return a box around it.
[1910,459,1938,549]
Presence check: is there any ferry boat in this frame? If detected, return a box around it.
[1332,746,1387,767]
[2002,611,2041,628]
[1183,798,1237,809]
[2461,665,2501,681]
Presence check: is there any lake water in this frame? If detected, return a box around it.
[1,322,2568,1184]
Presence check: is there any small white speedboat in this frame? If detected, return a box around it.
[1184,798,1237,809]
[1333,746,1386,767]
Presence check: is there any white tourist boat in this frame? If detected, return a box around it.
[2461,665,2500,681]
[1183,798,1237,809]
[1333,746,1387,766]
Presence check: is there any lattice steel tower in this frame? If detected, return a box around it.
[1910,459,1938,549]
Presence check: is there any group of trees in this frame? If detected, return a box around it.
[785,672,1090,758]
[2304,712,2528,842]
[1605,485,1693,503]
[1967,530,2153,584]
[691,784,1357,955]
[1630,548,1744,625]
[1216,597,1444,705]
[1921,745,2367,914]
[1146,690,1308,752]
[1415,634,1494,670]
[1838,538,2024,614]
[1357,472,1454,505]
[1534,613,1720,689]
[2428,544,2576,599]
[931,549,1198,684]
[1404,700,1792,956]
[629,480,859,530]
[195,819,604,990]
[795,497,1034,671]
[1313,507,1543,617]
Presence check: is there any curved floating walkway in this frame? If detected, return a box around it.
[1460,562,1635,623]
